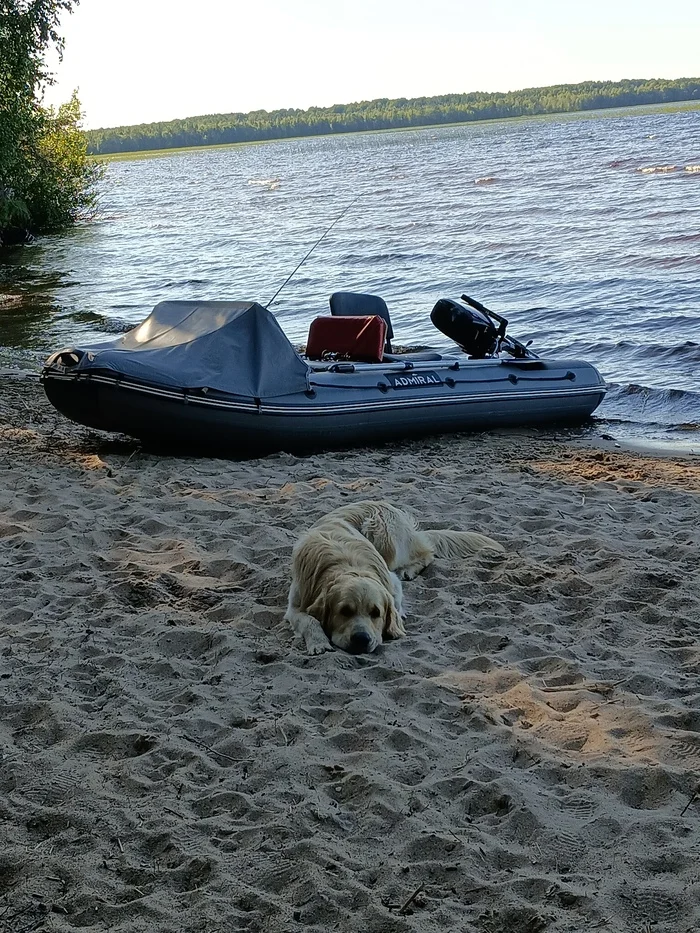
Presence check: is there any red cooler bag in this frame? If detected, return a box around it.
[306,315,387,362]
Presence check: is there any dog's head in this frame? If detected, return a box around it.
[309,574,399,654]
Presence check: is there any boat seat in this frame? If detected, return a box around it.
[329,291,394,353]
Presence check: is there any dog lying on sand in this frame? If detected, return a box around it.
[284,500,504,655]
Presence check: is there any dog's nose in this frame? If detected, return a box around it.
[348,631,372,654]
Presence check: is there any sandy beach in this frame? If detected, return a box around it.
[1,373,699,933]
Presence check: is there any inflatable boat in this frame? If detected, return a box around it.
[41,291,607,454]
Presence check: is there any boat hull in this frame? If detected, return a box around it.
[42,357,607,455]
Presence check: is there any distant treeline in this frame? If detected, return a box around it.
[86,79,700,155]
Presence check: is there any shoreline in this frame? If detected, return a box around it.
[2,375,699,932]
[90,98,700,162]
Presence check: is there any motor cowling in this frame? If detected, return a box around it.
[430,298,500,358]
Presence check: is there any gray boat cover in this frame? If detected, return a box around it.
[72,301,311,399]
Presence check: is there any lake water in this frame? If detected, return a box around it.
[1,105,699,452]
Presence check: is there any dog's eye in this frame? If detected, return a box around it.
[339,605,353,617]
[370,606,381,619]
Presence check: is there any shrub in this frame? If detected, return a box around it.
[0,0,101,243]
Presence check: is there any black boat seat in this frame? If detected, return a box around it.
[329,291,394,352]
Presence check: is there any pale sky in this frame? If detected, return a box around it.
[42,0,700,130]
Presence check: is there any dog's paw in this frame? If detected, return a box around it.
[399,562,428,581]
[306,638,332,655]
[384,613,406,640]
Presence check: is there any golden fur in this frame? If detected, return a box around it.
[285,500,504,655]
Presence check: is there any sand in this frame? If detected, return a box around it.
[1,373,699,933]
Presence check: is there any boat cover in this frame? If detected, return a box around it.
[68,301,311,399]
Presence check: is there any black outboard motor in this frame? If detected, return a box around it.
[431,298,500,357]
[431,293,534,359]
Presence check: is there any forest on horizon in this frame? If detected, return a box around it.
[86,78,700,156]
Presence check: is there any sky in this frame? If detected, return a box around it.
[42,0,700,130]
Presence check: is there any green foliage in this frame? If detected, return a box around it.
[29,92,101,230]
[85,78,700,156]
[0,0,101,242]
[0,193,30,229]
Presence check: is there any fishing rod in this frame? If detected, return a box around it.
[265,196,360,309]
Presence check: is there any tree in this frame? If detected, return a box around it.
[0,0,100,243]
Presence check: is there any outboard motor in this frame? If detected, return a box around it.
[431,293,534,359]
[431,297,502,357]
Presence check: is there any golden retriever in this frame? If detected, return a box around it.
[285,500,504,655]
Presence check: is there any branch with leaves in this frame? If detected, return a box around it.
[1,1,100,242]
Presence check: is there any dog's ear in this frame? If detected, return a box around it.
[383,599,405,640]
[306,593,329,625]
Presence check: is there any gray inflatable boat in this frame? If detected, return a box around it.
[41,292,607,454]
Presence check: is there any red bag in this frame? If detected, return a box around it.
[306,315,387,363]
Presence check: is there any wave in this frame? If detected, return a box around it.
[339,252,435,265]
[636,164,700,176]
[162,278,210,289]
[637,164,678,174]
[70,311,135,334]
[551,338,700,365]
[659,340,697,361]
[601,382,700,428]
[636,340,700,363]
[641,255,700,269]
[657,232,700,244]
[608,157,642,169]
[248,178,281,190]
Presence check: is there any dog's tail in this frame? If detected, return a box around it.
[426,529,505,559]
